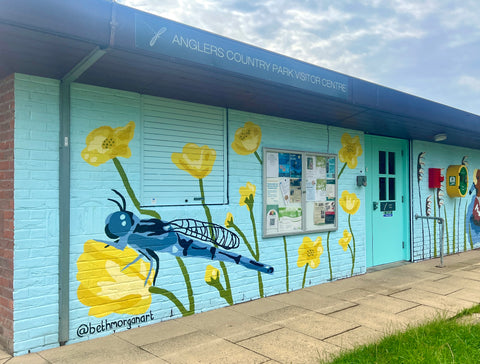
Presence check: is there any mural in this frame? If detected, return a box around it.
[338,191,360,276]
[326,133,363,280]
[77,120,275,318]
[467,169,480,246]
[415,150,478,260]
[227,122,268,297]
[76,116,364,332]
[297,236,323,288]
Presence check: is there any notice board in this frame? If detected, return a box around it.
[263,148,338,237]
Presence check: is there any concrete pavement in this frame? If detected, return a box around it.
[3,249,480,363]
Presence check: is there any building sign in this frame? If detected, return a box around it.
[135,12,349,100]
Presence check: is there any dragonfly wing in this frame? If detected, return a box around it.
[168,218,240,249]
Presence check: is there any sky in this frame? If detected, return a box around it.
[118,0,480,115]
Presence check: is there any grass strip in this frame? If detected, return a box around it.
[323,305,480,364]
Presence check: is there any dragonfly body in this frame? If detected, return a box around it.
[104,190,274,286]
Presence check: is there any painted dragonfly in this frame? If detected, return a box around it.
[102,190,274,286]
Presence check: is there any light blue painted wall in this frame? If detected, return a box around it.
[411,141,480,262]
[13,75,367,353]
[13,74,60,354]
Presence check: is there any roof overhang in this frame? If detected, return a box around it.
[1,0,480,148]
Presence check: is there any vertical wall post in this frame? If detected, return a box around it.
[58,47,107,345]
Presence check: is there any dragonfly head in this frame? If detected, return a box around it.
[105,210,136,239]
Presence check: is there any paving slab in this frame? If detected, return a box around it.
[0,349,9,360]
[324,325,384,350]
[142,329,268,363]
[141,330,218,358]
[327,287,378,302]
[446,287,480,303]
[449,269,480,281]
[252,305,312,324]
[268,289,357,314]
[115,317,197,347]
[4,353,49,364]
[238,327,340,364]
[354,293,418,314]
[390,287,474,313]
[409,276,468,295]
[329,303,410,333]
[228,296,290,317]
[275,311,359,340]
[177,306,281,343]
[38,335,158,364]
[157,336,269,364]
[362,266,444,288]
[396,304,445,325]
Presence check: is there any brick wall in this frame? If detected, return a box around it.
[411,141,480,261]
[0,74,14,354]
[13,74,60,355]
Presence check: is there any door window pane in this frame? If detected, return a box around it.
[389,177,396,200]
[388,152,395,175]
[379,151,386,174]
[379,177,386,200]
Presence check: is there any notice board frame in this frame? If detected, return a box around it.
[262,148,338,238]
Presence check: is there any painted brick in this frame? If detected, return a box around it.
[12,74,60,355]
[12,76,369,353]
[411,141,480,261]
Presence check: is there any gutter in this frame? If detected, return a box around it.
[58,0,117,346]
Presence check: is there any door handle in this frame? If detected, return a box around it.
[373,201,379,210]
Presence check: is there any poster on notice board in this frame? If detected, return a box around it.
[264,148,337,237]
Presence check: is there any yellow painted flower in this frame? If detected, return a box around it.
[81,121,135,167]
[239,182,256,211]
[338,229,352,251]
[231,121,262,155]
[76,240,152,318]
[297,236,323,269]
[225,212,234,228]
[204,265,221,283]
[171,143,216,179]
[339,190,361,215]
[339,133,363,169]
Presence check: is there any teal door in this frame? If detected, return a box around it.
[365,135,410,267]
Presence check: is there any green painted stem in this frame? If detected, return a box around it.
[464,201,467,251]
[348,215,356,276]
[232,223,255,258]
[301,265,308,289]
[469,222,474,250]
[444,206,450,254]
[148,287,192,316]
[113,157,194,315]
[176,257,195,314]
[327,231,333,281]
[254,151,263,165]
[418,182,426,259]
[348,244,354,273]
[199,178,233,305]
[337,162,347,179]
[283,236,289,292]
[249,208,260,261]
[453,202,457,254]
[198,179,213,234]
[249,207,264,297]
[113,157,161,219]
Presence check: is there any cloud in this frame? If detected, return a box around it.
[458,76,480,92]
